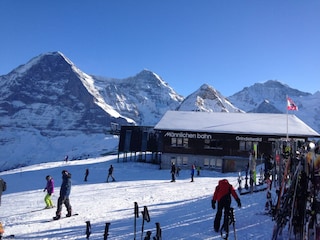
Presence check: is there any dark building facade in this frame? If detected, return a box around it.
[153,111,320,172]
[117,111,320,172]
[118,126,162,163]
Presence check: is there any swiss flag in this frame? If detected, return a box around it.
[287,96,298,111]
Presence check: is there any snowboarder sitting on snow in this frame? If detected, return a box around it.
[53,170,72,220]
[212,179,241,233]
[43,175,54,209]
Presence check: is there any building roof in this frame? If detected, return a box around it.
[154,111,320,138]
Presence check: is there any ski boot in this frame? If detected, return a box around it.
[66,209,72,217]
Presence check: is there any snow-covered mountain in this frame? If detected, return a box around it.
[0,52,134,134]
[227,80,320,134]
[0,52,135,169]
[1,52,319,171]
[93,70,184,126]
[177,84,243,113]
[0,52,183,170]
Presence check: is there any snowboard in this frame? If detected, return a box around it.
[1,235,15,239]
[50,213,79,222]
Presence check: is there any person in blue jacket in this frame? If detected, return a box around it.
[53,170,72,220]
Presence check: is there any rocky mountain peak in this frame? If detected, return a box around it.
[177,83,243,113]
[0,52,133,136]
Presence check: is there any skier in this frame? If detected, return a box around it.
[106,165,115,182]
[43,175,54,209]
[0,177,6,206]
[84,168,89,182]
[170,162,176,182]
[264,174,272,213]
[197,166,201,176]
[53,170,72,220]
[212,179,241,233]
[190,164,195,182]
[176,166,181,177]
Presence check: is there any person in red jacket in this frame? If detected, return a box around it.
[212,179,241,233]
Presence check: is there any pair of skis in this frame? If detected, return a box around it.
[272,157,304,239]
[304,144,320,240]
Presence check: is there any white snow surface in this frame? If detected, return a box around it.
[0,155,276,239]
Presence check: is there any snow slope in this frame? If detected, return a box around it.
[0,156,275,240]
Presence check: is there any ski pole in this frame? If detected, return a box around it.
[230,208,237,240]
[144,230,152,240]
[103,222,111,240]
[134,202,139,240]
[85,221,91,239]
[155,222,162,240]
[141,206,150,240]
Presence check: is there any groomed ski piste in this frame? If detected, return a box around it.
[1,155,277,240]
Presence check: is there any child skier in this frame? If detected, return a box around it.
[43,175,54,209]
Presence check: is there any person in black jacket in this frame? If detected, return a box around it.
[170,162,176,182]
[0,178,6,206]
[106,165,115,182]
[53,170,72,220]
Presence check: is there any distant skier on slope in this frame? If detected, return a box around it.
[170,162,176,182]
[84,168,89,182]
[106,165,115,182]
[212,179,241,232]
[0,178,6,206]
[53,170,72,220]
[190,164,195,182]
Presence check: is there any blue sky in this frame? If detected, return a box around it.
[0,1,319,97]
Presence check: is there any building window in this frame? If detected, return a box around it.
[171,137,189,148]
[204,158,210,167]
[182,156,188,165]
[216,158,223,167]
[239,141,253,151]
[204,158,222,168]
[204,139,223,149]
[183,138,189,148]
[171,138,177,147]
[176,156,182,166]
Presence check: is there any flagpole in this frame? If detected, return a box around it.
[286,95,289,141]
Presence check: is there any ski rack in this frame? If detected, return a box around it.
[271,141,320,240]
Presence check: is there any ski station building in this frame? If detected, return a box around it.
[118,111,320,172]
[153,111,320,172]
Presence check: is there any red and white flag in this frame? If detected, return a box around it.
[286,96,298,111]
